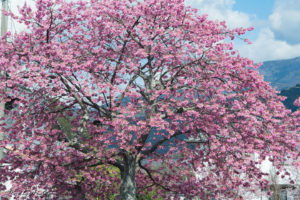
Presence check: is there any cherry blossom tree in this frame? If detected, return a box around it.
[0,0,299,199]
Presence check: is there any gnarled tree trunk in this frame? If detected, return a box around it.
[120,154,136,200]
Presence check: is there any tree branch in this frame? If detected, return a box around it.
[138,158,171,191]
[140,131,184,156]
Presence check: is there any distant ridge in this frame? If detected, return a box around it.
[259,56,300,90]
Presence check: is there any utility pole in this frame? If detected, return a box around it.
[0,0,8,160]
[1,0,8,36]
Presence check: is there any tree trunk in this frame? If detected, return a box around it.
[120,154,136,200]
[74,181,85,200]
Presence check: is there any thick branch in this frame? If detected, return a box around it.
[140,131,183,156]
[138,158,171,191]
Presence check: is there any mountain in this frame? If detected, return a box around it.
[259,56,300,111]
[259,56,300,90]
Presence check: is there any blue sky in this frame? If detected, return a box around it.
[233,0,274,20]
[3,0,300,62]
[186,0,300,62]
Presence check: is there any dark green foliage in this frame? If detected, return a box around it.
[280,84,300,112]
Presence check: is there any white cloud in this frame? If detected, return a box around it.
[269,0,300,44]
[236,0,300,62]
[185,0,253,28]
[237,28,300,62]
[185,0,300,62]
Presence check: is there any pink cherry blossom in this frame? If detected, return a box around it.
[0,0,299,200]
